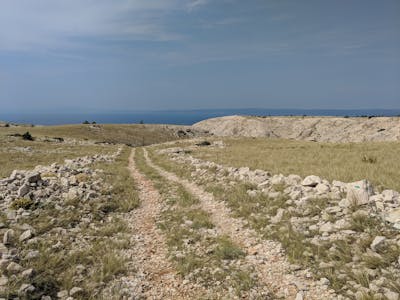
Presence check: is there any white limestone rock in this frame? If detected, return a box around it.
[301,175,321,187]
[346,180,373,206]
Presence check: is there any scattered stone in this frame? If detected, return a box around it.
[319,277,330,286]
[0,276,8,286]
[319,222,335,233]
[247,190,257,197]
[18,283,35,296]
[316,183,330,193]
[19,229,33,242]
[301,175,321,187]
[385,208,400,224]
[57,290,69,298]
[26,172,41,183]
[70,286,84,297]
[3,229,14,245]
[21,268,34,278]
[25,250,40,259]
[17,183,30,197]
[370,236,386,252]
[270,209,284,224]
[382,190,399,202]
[295,291,304,300]
[6,261,23,274]
[385,290,400,300]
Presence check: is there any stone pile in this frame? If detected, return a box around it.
[0,149,121,205]
[161,147,400,230]
[0,148,121,298]
[159,146,400,299]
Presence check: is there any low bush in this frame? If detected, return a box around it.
[22,131,34,141]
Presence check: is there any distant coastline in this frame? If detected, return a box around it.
[1,108,400,126]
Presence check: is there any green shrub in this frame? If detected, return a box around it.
[22,131,34,141]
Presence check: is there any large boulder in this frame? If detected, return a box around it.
[346,180,373,206]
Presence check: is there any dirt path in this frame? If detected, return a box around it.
[124,148,204,299]
[143,148,336,300]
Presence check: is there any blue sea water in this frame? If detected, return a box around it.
[1,108,400,126]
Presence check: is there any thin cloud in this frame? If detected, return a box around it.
[200,17,246,28]
[0,0,183,52]
[186,0,209,12]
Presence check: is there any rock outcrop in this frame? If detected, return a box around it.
[193,115,400,142]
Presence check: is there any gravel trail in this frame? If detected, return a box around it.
[143,148,336,300]
[124,148,204,299]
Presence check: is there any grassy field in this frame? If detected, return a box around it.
[0,123,186,146]
[0,123,190,178]
[149,143,400,297]
[191,137,400,191]
[0,135,117,178]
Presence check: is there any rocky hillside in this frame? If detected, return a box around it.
[193,116,400,142]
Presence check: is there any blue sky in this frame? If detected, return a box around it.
[0,0,399,113]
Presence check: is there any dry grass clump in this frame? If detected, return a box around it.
[192,137,400,191]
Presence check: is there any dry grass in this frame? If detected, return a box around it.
[192,137,400,191]
[134,147,257,296]
[92,148,140,212]
[6,147,139,298]
[0,123,188,177]
[0,123,185,146]
[0,137,117,178]
[150,149,400,296]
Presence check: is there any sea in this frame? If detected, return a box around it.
[1,108,400,126]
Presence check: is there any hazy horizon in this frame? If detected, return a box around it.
[2,107,400,114]
[2,107,400,126]
[1,1,399,112]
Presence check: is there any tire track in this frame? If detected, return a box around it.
[123,148,204,299]
[143,148,335,300]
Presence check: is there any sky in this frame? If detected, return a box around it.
[0,0,399,113]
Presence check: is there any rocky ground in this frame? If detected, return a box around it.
[0,147,140,299]
[144,148,334,299]
[193,116,400,142]
[148,141,400,299]
[1,135,399,299]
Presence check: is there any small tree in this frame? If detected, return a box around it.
[22,132,34,141]
[139,120,144,124]
[83,120,90,124]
